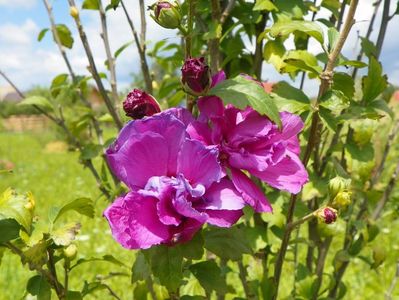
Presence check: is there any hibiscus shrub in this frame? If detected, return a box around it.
[2,0,399,299]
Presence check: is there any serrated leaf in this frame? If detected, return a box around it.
[55,24,74,49]
[19,96,54,112]
[66,291,83,300]
[147,246,183,292]
[0,188,34,232]
[38,28,49,42]
[189,260,228,294]
[51,222,81,246]
[369,99,393,118]
[254,0,278,11]
[271,81,310,114]
[177,232,204,260]
[333,72,354,99]
[82,0,99,10]
[27,275,51,300]
[49,197,94,224]
[80,143,103,160]
[362,56,387,103]
[23,241,48,269]
[203,227,252,260]
[270,20,324,45]
[209,76,281,128]
[338,60,367,68]
[360,37,377,58]
[281,50,322,75]
[109,0,121,10]
[72,254,128,270]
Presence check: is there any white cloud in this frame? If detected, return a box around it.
[0,19,38,45]
[0,0,36,9]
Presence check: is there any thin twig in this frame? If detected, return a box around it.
[120,0,153,94]
[98,0,119,105]
[237,261,255,299]
[220,0,235,25]
[376,0,391,58]
[386,261,399,300]
[210,0,221,73]
[67,0,123,130]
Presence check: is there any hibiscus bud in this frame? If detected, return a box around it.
[316,207,338,224]
[181,57,212,96]
[328,176,350,200]
[70,6,79,19]
[123,89,161,119]
[150,1,181,29]
[332,191,352,208]
[63,244,78,261]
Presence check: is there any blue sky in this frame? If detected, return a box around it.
[0,0,398,97]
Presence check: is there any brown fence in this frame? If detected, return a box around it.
[1,115,49,132]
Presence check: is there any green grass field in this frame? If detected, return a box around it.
[0,129,398,299]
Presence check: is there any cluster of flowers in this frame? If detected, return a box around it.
[103,58,309,249]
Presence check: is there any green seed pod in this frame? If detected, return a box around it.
[63,244,77,261]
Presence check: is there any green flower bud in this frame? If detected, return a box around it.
[70,6,79,19]
[63,244,77,261]
[332,191,352,208]
[353,119,375,147]
[372,245,386,268]
[150,1,182,29]
[328,176,351,200]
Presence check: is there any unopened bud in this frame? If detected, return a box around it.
[328,176,350,200]
[123,89,161,119]
[181,57,212,96]
[332,191,352,208]
[150,1,181,29]
[24,194,35,211]
[316,207,338,224]
[70,6,79,19]
[63,244,77,260]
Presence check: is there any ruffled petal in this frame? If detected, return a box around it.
[230,168,272,213]
[177,139,222,188]
[106,132,169,189]
[211,70,226,87]
[198,96,225,121]
[103,192,170,249]
[252,151,308,194]
[198,178,246,210]
[206,210,243,227]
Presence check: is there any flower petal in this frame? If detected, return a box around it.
[103,192,170,249]
[211,70,226,87]
[252,151,308,194]
[198,178,246,210]
[230,168,272,213]
[197,96,225,120]
[177,139,222,188]
[206,210,243,227]
[106,132,169,189]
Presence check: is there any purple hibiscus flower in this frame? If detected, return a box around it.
[104,108,245,249]
[186,96,308,212]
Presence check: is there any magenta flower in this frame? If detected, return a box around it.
[104,108,245,249]
[186,96,308,212]
[123,89,161,119]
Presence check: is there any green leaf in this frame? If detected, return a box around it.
[320,90,350,113]
[0,219,21,243]
[189,260,229,294]
[209,76,282,128]
[254,0,278,11]
[114,41,133,59]
[362,56,387,103]
[333,72,354,99]
[51,74,69,89]
[66,291,83,300]
[109,0,121,10]
[19,96,54,112]
[203,21,222,40]
[51,222,81,246]
[327,27,339,52]
[147,246,183,292]
[23,241,48,269]
[177,232,204,260]
[27,275,51,300]
[131,252,150,282]
[263,39,286,71]
[281,50,322,75]
[270,20,324,45]
[369,99,394,118]
[203,227,252,260]
[55,24,74,49]
[82,0,99,10]
[0,188,34,232]
[72,254,128,270]
[338,60,367,68]
[360,37,377,58]
[319,107,338,132]
[37,28,49,41]
[49,197,94,224]
[271,81,310,114]
[80,143,103,160]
